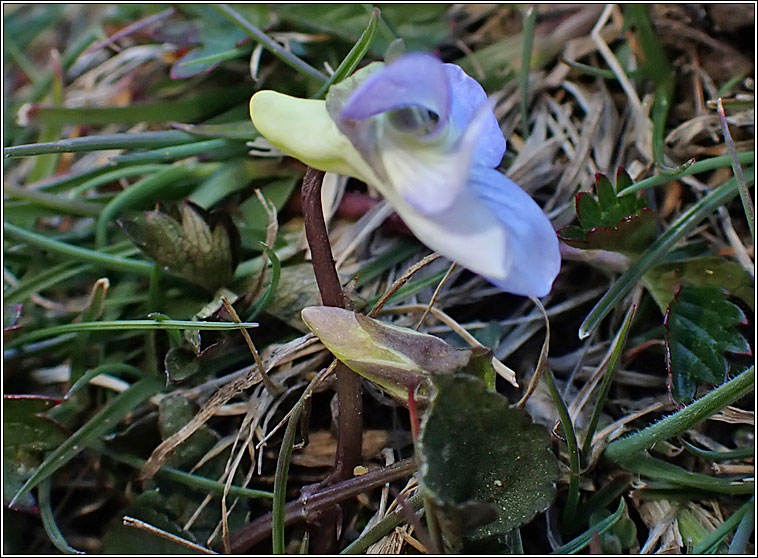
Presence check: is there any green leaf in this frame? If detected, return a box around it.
[10,377,164,507]
[418,375,559,545]
[551,499,626,554]
[158,396,219,469]
[169,5,252,79]
[579,168,750,339]
[264,263,323,331]
[101,491,205,554]
[164,341,228,384]
[172,120,259,142]
[558,169,655,254]
[3,396,68,510]
[312,7,379,98]
[643,256,755,313]
[301,306,488,403]
[120,202,241,292]
[665,285,751,402]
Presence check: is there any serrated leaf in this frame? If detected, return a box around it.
[418,375,559,546]
[643,256,755,312]
[665,285,752,402]
[301,306,488,403]
[558,169,654,254]
[120,202,240,292]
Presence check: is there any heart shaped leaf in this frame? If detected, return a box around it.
[418,374,559,546]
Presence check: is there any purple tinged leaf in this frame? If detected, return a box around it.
[301,306,477,403]
[3,304,22,333]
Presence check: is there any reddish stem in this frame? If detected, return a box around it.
[300,167,364,551]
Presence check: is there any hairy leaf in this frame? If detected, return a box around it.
[418,375,559,546]
[665,285,751,402]
[120,201,240,292]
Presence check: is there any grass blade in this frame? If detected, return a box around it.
[4,222,154,276]
[579,168,753,339]
[692,498,753,553]
[22,86,251,127]
[10,376,165,507]
[215,4,328,83]
[100,448,273,501]
[6,319,259,349]
[38,478,84,554]
[581,304,636,457]
[551,498,626,554]
[717,98,754,239]
[313,8,379,99]
[618,152,754,195]
[617,453,753,494]
[604,366,754,463]
[272,368,330,553]
[4,131,198,158]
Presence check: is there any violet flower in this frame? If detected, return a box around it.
[250,53,560,297]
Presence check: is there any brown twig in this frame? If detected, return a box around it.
[222,458,418,553]
[301,167,364,550]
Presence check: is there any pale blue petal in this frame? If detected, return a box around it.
[383,99,498,216]
[468,167,561,297]
[339,53,450,129]
[443,64,506,168]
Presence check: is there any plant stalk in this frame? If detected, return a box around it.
[300,167,364,549]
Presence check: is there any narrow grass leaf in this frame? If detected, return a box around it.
[10,376,164,507]
[579,169,752,339]
[692,498,753,553]
[6,320,258,349]
[4,131,198,158]
[617,453,753,494]
[581,304,636,457]
[551,498,626,554]
[604,366,754,463]
[618,152,754,196]
[248,244,281,320]
[4,222,154,276]
[38,478,84,554]
[313,8,379,99]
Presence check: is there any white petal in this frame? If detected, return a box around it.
[377,178,511,280]
[379,100,497,216]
